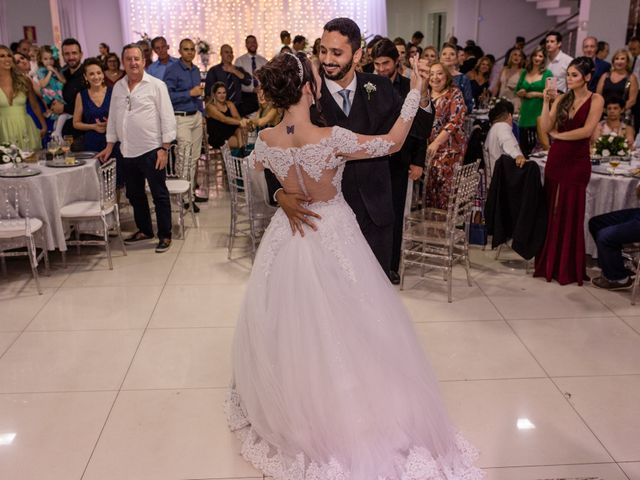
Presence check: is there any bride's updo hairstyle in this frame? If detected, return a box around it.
[255,52,318,110]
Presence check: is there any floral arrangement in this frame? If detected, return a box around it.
[196,38,211,55]
[0,143,24,166]
[594,133,630,157]
[488,96,509,110]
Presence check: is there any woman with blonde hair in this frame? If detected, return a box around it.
[493,48,525,112]
[596,48,638,112]
[0,45,46,149]
[420,45,438,65]
[466,55,493,106]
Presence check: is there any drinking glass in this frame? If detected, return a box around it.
[47,140,60,162]
[609,158,620,176]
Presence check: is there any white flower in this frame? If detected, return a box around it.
[618,150,627,156]
[363,82,377,100]
[1,155,10,163]
[609,133,617,139]
[602,149,611,157]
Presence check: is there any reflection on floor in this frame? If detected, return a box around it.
[0,195,639,480]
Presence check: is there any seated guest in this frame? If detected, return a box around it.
[484,100,525,175]
[493,48,525,112]
[72,58,111,151]
[204,44,252,112]
[466,55,493,106]
[597,41,610,61]
[582,36,610,92]
[97,42,110,65]
[591,95,635,147]
[421,45,437,65]
[147,36,178,80]
[440,43,474,112]
[104,53,125,87]
[597,49,638,113]
[516,46,553,156]
[206,81,247,148]
[249,86,281,131]
[589,204,640,290]
[0,44,47,149]
[425,62,467,209]
[37,45,72,140]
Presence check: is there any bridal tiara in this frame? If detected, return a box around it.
[285,52,304,82]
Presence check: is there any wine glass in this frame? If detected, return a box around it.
[63,135,74,150]
[609,158,620,176]
[47,140,60,162]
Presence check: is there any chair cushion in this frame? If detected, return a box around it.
[0,217,43,238]
[166,179,190,194]
[60,201,114,218]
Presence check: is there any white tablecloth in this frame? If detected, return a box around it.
[533,156,640,257]
[0,159,100,251]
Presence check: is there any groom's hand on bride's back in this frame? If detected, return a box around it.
[275,190,322,237]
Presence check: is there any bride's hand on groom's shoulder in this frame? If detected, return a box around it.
[275,190,322,237]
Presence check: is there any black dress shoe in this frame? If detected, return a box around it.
[183,202,200,213]
[389,271,401,285]
[194,195,208,203]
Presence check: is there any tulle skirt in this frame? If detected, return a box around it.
[227,195,484,480]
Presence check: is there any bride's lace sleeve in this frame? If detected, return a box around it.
[247,139,266,171]
[329,89,421,161]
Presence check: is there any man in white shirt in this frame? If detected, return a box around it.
[235,35,267,116]
[545,31,573,93]
[274,30,291,57]
[484,99,525,176]
[97,43,177,253]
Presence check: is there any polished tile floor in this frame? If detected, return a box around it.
[1,195,639,480]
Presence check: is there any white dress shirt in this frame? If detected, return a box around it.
[546,50,573,92]
[325,76,357,114]
[106,72,177,158]
[235,53,267,93]
[484,122,524,174]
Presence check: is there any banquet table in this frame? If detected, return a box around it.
[531,154,640,257]
[0,159,100,251]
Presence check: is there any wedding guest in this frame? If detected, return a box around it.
[50,38,86,145]
[425,61,467,209]
[467,55,493,106]
[72,58,112,151]
[596,49,638,113]
[310,37,322,68]
[249,86,281,130]
[503,36,525,67]
[275,30,291,57]
[104,53,125,87]
[534,57,604,285]
[292,35,307,53]
[629,38,640,130]
[493,48,525,112]
[16,39,37,79]
[516,46,553,156]
[448,36,458,46]
[421,45,437,65]
[440,43,474,112]
[204,44,251,111]
[408,44,420,60]
[484,99,525,174]
[164,38,204,210]
[597,41,610,61]
[206,81,247,148]
[361,35,382,73]
[147,36,178,80]
[582,36,610,91]
[0,45,47,149]
[411,31,424,47]
[393,38,412,79]
[589,204,640,289]
[137,40,153,69]
[13,52,40,94]
[591,96,635,147]
[235,34,267,116]
[97,42,110,65]
[14,51,50,140]
[280,46,293,54]
[459,45,478,74]
[37,45,71,139]
[97,43,176,253]
[545,31,573,93]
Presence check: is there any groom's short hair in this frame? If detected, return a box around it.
[324,18,361,53]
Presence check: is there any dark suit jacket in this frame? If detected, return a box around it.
[589,57,611,92]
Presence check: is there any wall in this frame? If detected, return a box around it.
[386,0,456,43]
[584,0,631,54]
[6,0,54,45]
[81,0,123,56]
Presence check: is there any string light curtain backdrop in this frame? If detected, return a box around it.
[122,0,387,66]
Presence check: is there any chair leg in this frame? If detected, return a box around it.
[495,243,503,260]
[115,206,127,256]
[399,251,406,291]
[27,236,42,295]
[631,260,640,305]
[74,225,81,255]
[42,248,50,276]
[189,191,199,229]
[178,194,185,239]
[228,206,236,260]
[447,263,453,303]
[103,217,113,270]
[61,250,67,269]
[0,255,6,277]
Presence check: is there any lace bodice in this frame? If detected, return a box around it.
[249,89,421,203]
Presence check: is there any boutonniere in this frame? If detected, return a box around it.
[363,82,377,100]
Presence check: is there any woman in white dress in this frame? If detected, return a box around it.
[226,51,485,480]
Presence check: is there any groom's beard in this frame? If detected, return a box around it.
[321,57,354,81]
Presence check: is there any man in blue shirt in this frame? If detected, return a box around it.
[583,36,610,92]
[148,36,178,80]
[164,38,204,208]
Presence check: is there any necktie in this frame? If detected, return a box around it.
[226,72,236,102]
[251,56,258,87]
[338,89,351,116]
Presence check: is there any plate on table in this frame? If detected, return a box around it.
[45,158,87,168]
[72,151,98,160]
[0,166,41,177]
[529,152,547,159]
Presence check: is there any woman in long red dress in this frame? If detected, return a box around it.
[534,57,604,285]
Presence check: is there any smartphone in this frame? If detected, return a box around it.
[546,77,557,95]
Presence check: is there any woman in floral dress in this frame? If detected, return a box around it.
[425,62,467,210]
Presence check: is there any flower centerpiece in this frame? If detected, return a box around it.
[196,38,211,69]
[0,143,24,168]
[594,132,630,158]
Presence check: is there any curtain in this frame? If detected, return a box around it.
[57,0,87,50]
[0,0,8,45]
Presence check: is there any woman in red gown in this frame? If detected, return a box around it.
[534,57,604,285]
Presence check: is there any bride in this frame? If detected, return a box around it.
[226,51,485,480]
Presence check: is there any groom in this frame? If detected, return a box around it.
[266,17,432,280]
